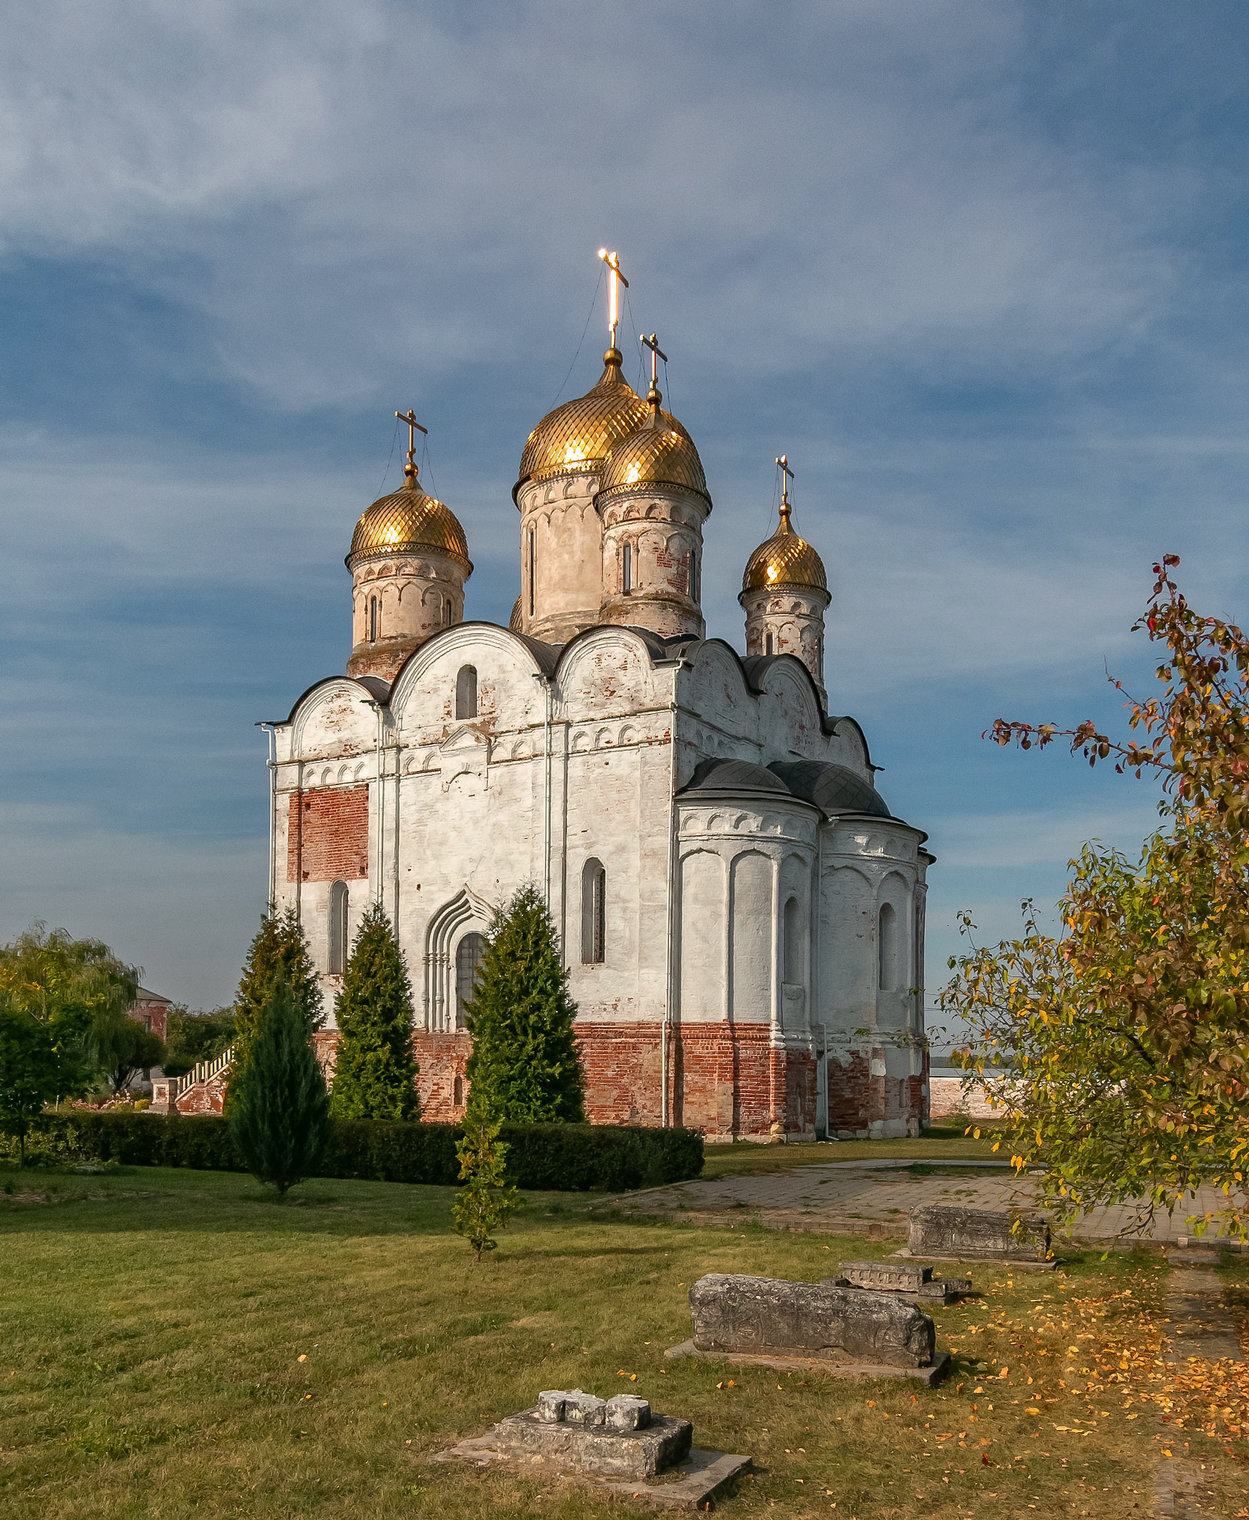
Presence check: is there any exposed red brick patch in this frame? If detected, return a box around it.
[286,786,369,883]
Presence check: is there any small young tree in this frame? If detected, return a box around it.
[451,1115,522,1262]
[0,1002,63,1164]
[228,975,331,1199]
[231,908,323,1106]
[330,902,419,1121]
[463,885,585,1125]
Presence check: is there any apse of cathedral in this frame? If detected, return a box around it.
[269,255,934,1140]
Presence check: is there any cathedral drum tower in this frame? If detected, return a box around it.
[220,250,934,1142]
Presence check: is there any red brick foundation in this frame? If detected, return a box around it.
[412,1031,472,1122]
[170,1021,917,1139]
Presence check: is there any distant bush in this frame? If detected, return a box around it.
[18,1111,703,1191]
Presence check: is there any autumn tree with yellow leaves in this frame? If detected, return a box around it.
[942,557,1249,1237]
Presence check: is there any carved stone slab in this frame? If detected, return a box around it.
[908,1205,1053,1263]
[687,1272,936,1368]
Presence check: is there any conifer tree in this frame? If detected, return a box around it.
[463,884,585,1124]
[231,908,323,1099]
[228,974,330,1199]
[329,902,419,1121]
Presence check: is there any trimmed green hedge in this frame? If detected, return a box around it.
[23,1111,702,1192]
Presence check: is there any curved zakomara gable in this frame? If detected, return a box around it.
[682,639,874,771]
[280,675,382,759]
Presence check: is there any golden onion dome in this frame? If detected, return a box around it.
[742,503,827,594]
[508,595,523,632]
[515,348,649,496]
[348,470,471,570]
[598,387,710,504]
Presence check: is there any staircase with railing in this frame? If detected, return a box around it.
[151,1045,235,1114]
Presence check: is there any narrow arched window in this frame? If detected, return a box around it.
[453,1074,464,1107]
[328,881,349,975]
[527,527,536,617]
[878,902,898,991]
[455,664,477,720]
[455,933,486,1028]
[368,595,380,642]
[621,542,633,594]
[688,549,699,600]
[581,858,606,964]
[783,895,802,985]
[764,631,774,656]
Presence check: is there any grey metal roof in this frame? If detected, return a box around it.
[767,760,891,819]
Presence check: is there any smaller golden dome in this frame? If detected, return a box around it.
[348,471,471,569]
[598,391,710,503]
[742,503,827,593]
[509,595,523,632]
[516,349,649,494]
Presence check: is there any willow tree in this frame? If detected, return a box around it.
[942,557,1249,1237]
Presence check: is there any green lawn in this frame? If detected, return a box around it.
[697,1125,1004,1181]
[1,1161,1243,1519]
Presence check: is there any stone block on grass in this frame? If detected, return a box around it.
[688,1272,936,1368]
[908,1205,1051,1262]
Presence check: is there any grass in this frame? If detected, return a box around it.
[697,1124,1004,1181]
[2,1161,1247,1519]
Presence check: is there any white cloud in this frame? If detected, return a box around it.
[0,1,1183,405]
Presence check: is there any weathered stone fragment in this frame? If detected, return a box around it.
[536,1390,566,1423]
[688,1273,936,1368]
[838,1260,931,1292]
[604,1394,651,1432]
[918,1276,972,1301]
[561,1390,606,1426]
[909,1205,1051,1262]
[464,1408,693,1478]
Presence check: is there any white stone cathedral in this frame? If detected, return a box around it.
[265,272,934,1139]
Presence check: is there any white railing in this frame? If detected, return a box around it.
[171,1044,235,1100]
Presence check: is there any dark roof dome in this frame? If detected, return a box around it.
[683,757,791,797]
[767,760,890,818]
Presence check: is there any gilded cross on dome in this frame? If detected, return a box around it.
[776,454,795,523]
[640,332,667,408]
[597,249,629,349]
[396,409,428,481]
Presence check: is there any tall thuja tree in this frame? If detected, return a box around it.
[231,908,323,1099]
[943,557,1249,1238]
[464,885,585,1124]
[229,974,331,1199]
[330,902,419,1121]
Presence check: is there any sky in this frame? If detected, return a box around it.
[2,1,1247,1022]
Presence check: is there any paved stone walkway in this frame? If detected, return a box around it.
[607,1158,1231,1245]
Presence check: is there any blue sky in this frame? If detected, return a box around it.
[2,1,1247,1019]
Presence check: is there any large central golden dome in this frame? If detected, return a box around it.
[515,348,648,496]
[742,503,827,593]
[348,474,471,569]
